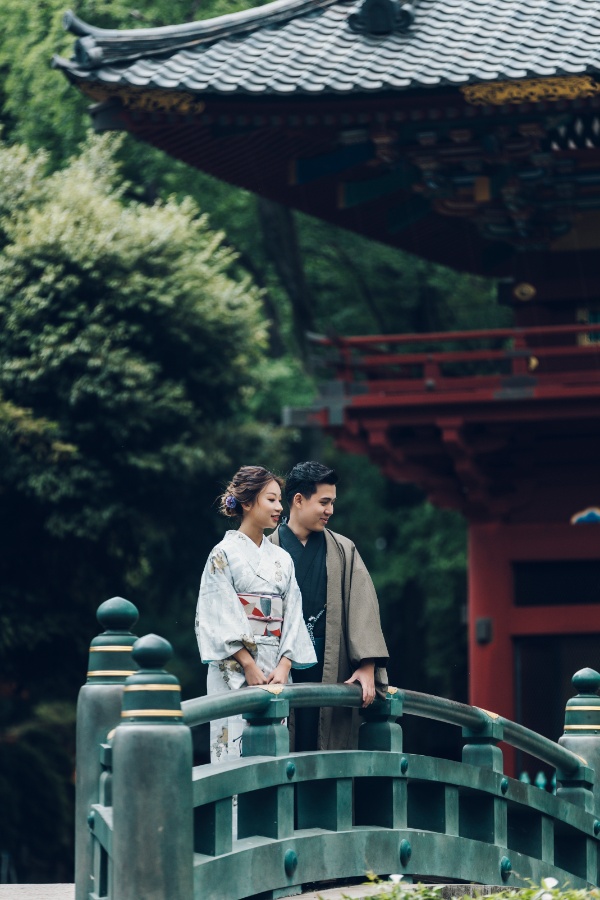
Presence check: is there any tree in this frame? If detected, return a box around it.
[0,134,296,880]
[0,135,287,694]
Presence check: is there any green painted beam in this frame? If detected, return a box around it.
[88,804,113,857]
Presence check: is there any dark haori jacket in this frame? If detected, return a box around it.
[270,526,389,750]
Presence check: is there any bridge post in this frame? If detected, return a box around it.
[75,597,138,900]
[558,668,599,815]
[555,670,598,884]
[356,691,405,831]
[239,687,294,851]
[242,686,290,757]
[462,711,503,772]
[358,688,403,752]
[462,713,507,858]
[111,634,193,900]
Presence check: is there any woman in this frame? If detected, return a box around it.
[196,465,316,762]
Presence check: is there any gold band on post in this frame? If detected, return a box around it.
[121,709,184,718]
[90,646,134,652]
[123,684,181,692]
[87,670,136,677]
[564,725,600,730]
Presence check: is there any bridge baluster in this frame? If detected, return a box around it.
[195,796,233,857]
[242,687,290,757]
[462,711,503,772]
[239,689,295,841]
[355,691,406,830]
[358,689,403,752]
[111,634,193,900]
[75,597,138,900]
[296,776,353,832]
[88,742,113,898]
[462,713,508,860]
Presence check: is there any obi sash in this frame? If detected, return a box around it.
[238,592,283,638]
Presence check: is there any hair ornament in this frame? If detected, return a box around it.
[225,494,238,510]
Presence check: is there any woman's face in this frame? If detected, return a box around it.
[243,479,283,531]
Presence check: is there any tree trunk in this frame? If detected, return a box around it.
[257,199,314,361]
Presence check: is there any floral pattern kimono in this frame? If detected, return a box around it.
[196,529,317,762]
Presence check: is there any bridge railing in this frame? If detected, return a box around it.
[309,322,600,390]
[76,599,600,900]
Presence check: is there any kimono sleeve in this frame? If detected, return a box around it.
[278,561,317,670]
[195,546,257,663]
[345,547,389,669]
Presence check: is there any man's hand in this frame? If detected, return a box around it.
[344,660,376,707]
[267,656,292,685]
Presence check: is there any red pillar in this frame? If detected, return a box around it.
[468,520,600,775]
[468,523,515,771]
[468,523,513,714]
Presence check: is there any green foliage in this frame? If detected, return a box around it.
[0,134,284,690]
[297,212,507,338]
[316,447,467,704]
[0,702,76,882]
[0,0,268,165]
[375,500,467,697]
[349,877,599,900]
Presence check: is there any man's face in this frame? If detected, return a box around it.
[292,483,336,533]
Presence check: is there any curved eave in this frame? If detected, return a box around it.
[53,55,600,99]
[63,0,340,68]
[56,0,600,99]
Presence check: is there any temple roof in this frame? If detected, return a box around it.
[54,2,600,282]
[57,0,600,97]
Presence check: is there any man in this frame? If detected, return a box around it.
[270,460,389,750]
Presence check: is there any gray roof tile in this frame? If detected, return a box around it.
[56,0,600,96]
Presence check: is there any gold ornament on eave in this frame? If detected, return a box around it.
[79,81,205,115]
[461,75,600,106]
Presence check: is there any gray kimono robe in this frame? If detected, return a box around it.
[270,526,389,750]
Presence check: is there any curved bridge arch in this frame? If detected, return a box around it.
[182,684,598,898]
[76,607,600,900]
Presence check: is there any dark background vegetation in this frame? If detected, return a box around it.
[0,0,510,883]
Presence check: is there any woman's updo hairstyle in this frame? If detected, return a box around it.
[219,465,283,519]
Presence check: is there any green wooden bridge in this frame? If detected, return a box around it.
[76,598,600,900]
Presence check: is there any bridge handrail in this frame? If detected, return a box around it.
[181,682,583,776]
[402,689,583,775]
[77,612,600,900]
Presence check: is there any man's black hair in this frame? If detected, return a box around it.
[284,461,338,506]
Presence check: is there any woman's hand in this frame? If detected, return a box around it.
[243,660,268,686]
[232,647,267,685]
[267,657,292,685]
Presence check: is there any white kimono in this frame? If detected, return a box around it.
[196,529,317,762]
